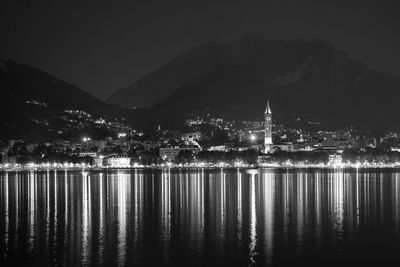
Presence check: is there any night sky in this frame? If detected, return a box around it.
[1,0,399,100]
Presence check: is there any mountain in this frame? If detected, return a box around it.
[0,60,128,140]
[108,41,231,108]
[109,36,400,130]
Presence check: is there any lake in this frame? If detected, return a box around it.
[1,168,400,266]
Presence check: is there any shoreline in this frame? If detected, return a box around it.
[2,163,400,172]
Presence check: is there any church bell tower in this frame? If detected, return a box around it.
[264,101,273,153]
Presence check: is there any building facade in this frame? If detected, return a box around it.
[159,145,201,160]
[106,156,131,167]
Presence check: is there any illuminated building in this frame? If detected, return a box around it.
[328,154,343,166]
[208,145,228,152]
[182,132,201,143]
[93,156,104,167]
[106,156,131,167]
[79,152,98,157]
[264,100,273,153]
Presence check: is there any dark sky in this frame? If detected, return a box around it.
[1,0,399,100]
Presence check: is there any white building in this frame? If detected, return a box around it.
[79,152,97,157]
[106,156,131,167]
[208,145,228,152]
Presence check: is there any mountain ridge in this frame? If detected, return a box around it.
[108,36,400,130]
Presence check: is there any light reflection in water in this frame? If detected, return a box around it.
[249,171,257,265]
[54,170,58,251]
[81,171,91,265]
[45,170,50,254]
[395,173,400,240]
[1,169,400,266]
[117,170,129,265]
[263,171,274,263]
[332,171,344,238]
[160,170,171,263]
[237,170,243,247]
[3,172,9,260]
[28,171,35,253]
[64,170,68,265]
[314,172,321,245]
[98,172,104,264]
[220,169,226,248]
[15,172,19,244]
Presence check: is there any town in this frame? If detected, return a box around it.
[2,101,400,170]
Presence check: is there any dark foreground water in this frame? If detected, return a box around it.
[1,169,400,266]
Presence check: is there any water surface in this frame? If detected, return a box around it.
[1,168,400,266]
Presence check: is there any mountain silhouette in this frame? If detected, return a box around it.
[0,60,127,140]
[109,36,400,130]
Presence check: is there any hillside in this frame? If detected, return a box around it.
[109,36,400,130]
[0,60,128,140]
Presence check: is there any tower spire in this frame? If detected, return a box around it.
[265,100,271,114]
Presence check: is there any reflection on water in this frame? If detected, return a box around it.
[1,169,400,266]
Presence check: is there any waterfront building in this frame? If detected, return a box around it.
[93,156,104,167]
[79,152,98,157]
[106,156,131,167]
[328,154,343,166]
[159,144,201,160]
[273,142,296,152]
[208,145,228,152]
[0,147,10,165]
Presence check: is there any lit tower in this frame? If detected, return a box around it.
[264,101,273,153]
